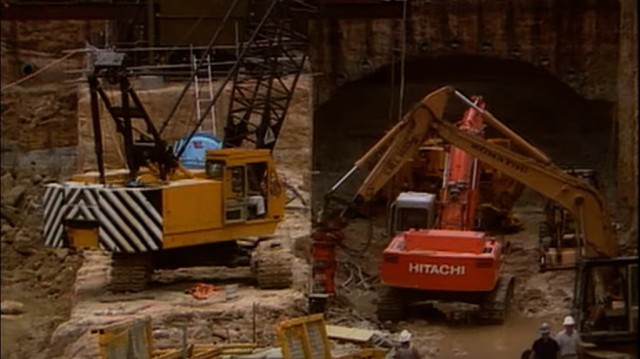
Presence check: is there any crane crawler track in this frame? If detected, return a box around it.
[251,241,294,289]
[109,254,154,293]
[478,274,515,324]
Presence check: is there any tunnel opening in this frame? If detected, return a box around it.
[312,55,616,211]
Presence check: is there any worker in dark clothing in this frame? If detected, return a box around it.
[530,323,560,359]
[393,330,421,359]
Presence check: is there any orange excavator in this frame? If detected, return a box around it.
[310,87,637,355]
[377,96,516,324]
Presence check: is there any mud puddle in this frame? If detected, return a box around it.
[406,314,547,358]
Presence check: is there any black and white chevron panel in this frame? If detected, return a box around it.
[42,183,163,253]
[43,184,66,247]
[97,188,163,253]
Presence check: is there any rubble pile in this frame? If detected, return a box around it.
[1,169,83,359]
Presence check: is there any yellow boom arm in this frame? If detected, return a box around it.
[361,86,616,259]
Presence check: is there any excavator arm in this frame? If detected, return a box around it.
[380,86,616,259]
[327,86,553,214]
[322,85,615,259]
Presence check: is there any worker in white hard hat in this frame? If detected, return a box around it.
[393,330,422,359]
[528,323,559,359]
[554,316,582,358]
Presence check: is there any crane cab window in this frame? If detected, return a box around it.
[205,160,224,180]
[246,162,268,220]
[223,165,247,224]
[230,167,245,195]
[221,162,270,223]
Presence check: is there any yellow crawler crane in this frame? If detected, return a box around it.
[42,50,293,292]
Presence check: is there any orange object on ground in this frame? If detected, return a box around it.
[186,283,220,300]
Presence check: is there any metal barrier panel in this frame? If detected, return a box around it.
[93,317,153,359]
[276,314,331,359]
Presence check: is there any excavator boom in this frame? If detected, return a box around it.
[437,97,485,231]
[364,86,616,259]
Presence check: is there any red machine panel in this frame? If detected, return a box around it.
[380,230,502,292]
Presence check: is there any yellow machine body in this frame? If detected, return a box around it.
[46,149,285,253]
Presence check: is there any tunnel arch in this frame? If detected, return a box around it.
[312,54,615,208]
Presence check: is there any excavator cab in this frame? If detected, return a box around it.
[387,192,437,234]
[574,257,638,356]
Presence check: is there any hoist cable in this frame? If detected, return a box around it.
[176,0,280,158]
[158,0,241,135]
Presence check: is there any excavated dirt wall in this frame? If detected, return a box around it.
[310,0,621,106]
[1,20,104,85]
[616,0,639,235]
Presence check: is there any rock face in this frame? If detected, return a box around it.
[616,0,639,233]
[1,85,78,151]
[310,0,621,105]
[0,20,104,85]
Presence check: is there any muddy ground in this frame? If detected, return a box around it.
[1,171,84,359]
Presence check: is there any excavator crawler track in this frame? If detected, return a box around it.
[109,254,154,293]
[376,286,406,322]
[251,240,293,289]
[478,274,515,324]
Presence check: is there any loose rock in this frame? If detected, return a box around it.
[54,248,70,261]
[1,300,25,315]
[1,172,15,190]
[3,185,28,207]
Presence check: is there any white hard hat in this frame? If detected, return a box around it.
[563,316,576,326]
[398,330,412,342]
[539,323,551,334]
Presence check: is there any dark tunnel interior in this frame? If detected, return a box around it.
[312,55,615,210]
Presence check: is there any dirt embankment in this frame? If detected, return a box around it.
[1,169,83,359]
[1,84,79,151]
[1,20,104,86]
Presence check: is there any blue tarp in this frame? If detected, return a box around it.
[173,132,222,169]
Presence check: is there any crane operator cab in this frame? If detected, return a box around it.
[388,192,437,234]
[204,149,283,224]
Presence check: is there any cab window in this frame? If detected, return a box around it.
[393,208,430,233]
[230,166,245,195]
[205,160,224,180]
[246,162,267,194]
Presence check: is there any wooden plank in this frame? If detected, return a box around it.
[325,325,375,343]
[152,349,183,359]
